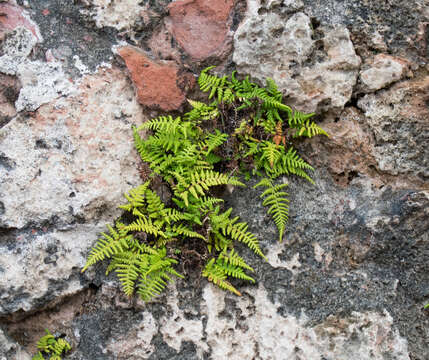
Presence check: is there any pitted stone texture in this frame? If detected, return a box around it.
[0,27,75,112]
[117,46,194,111]
[0,328,31,360]
[0,74,20,127]
[0,67,144,315]
[202,286,409,360]
[303,107,382,187]
[0,67,144,229]
[85,284,410,360]
[357,76,429,181]
[302,0,429,63]
[81,0,146,31]
[0,225,101,315]
[166,0,235,61]
[0,2,42,42]
[233,8,361,113]
[359,54,410,92]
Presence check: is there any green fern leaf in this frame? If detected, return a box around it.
[82,224,131,272]
[254,178,289,242]
[202,258,241,296]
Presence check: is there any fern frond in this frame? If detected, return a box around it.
[110,251,146,296]
[260,141,282,168]
[137,248,183,302]
[202,258,241,296]
[219,248,254,272]
[162,208,190,223]
[174,169,244,206]
[198,196,224,211]
[137,271,170,301]
[185,99,219,122]
[266,78,283,101]
[51,338,71,356]
[36,330,56,353]
[288,110,314,127]
[136,115,177,132]
[82,224,131,272]
[33,330,71,360]
[216,258,255,283]
[32,352,45,360]
[145,189,165,219]
[119,181,150,212]
[122,216,166,238]
[198,66,230,101]
[254,178,289,242]
[294,119,329,138]
[199,129,228,155]
[275,147,315,183]
[172,223,206,240]
[224,220,265,259]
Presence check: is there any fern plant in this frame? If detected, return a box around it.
[32,330,71,360]
[83,67,327,300]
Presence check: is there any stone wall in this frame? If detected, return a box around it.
[0,0,428,359]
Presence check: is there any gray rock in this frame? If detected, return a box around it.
[360,54,409,92]
[233,9,361,112]
[357,77,429,180]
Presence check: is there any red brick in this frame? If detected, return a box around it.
[117,46,194,111]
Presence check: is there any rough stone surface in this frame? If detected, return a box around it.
[0,327,31,360]
[25,0,118,76]
[301,0,429,63]
[0,2,42,42]
[0,73,20,128]
[0,1,428,359]
[359,54,410,92]
[357,76,429,182]
[166,0,235,61]
[233,7,361,113]
[117,46,194,111]
[0,67,145,314]
[81,0,147,32]
[0,27,75,112]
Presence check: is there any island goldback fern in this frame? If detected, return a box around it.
[82,66,328,299]
[32,329,71,360]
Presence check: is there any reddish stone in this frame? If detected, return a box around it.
[117,46,194,111]
[0,3,41,41]
[147,25,181,63]
[166,0,235,61]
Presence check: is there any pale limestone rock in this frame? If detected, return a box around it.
[0,225,103,314]
[360,54,409,92]
[81,0,145,31]
[233,8,361,112]
[0,68,145,314]
[0,67,144,229]
[357,77,429,178]
[0,27,75,111]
